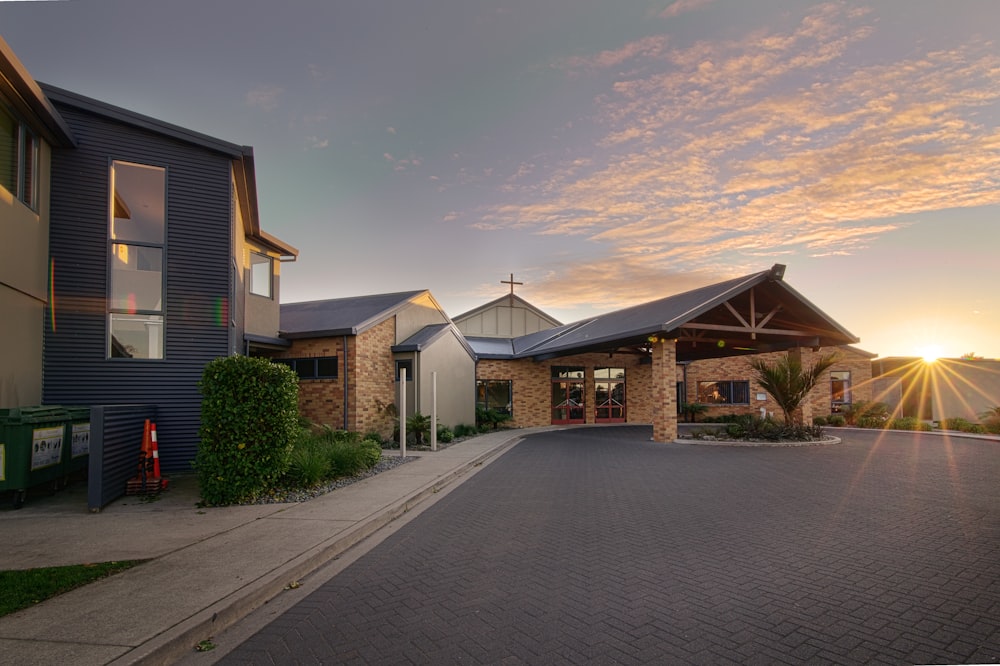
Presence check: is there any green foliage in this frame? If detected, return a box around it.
[196,356,300,506]
[812,415,828,426]
[0,560,144,617]
[887,417,932,431]
[284,428,382,487]
[476,406,512,431]
[679,402,709,423]
[827,414,846,427]
[748,353,839,425]
[840,401,890,428]
[941,417,987,434]
[406,412,432,445]
[453,423,478,438]
[722,415,824,442]
[437,425,455,443]
[285,433,332,487]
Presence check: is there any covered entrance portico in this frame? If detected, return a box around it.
[470,265,860,442]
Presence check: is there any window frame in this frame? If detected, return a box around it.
[395,359,413,381]
[249,251,273,299]
[477,379,513,416]
[0,103,39,210]
[696,380,751,405]
[272,356,339,380]
[107,160,167,360]
[830,370,852,413]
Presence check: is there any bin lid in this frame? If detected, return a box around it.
[63,406,92,419]
[0,406,70,424]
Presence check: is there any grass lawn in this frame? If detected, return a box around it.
[0,560,145,617]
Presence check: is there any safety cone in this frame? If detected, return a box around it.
[126,419,154,495]
[149,422,169,490]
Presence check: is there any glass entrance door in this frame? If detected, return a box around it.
[551,367,585,424]
[595,367,626,422]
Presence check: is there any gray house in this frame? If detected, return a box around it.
[40,84,296,471]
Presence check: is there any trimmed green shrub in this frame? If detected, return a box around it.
[827,414,846,427]
[940,417,986,433]
[359,438,382,468]
[679,402,709,423]
[812,416,828,426]
[437,425,454,443]
[476,407,512,431]
[841,401,890,427]
[887,417,932,431]
[196,356,299,506]
[453,423,478,438]
[722,415,824,442]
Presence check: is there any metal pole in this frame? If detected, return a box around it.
[431,371,438,451]
[399,366,406,458]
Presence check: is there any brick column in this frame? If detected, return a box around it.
[651,338,678,442]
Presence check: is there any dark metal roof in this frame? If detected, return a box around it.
[393,323,477,360]
[39,83,246,157]
[480,265,859,361]
[280,290,428,339]
[466,336,517,359]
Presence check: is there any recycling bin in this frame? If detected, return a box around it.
[0,406,69,509]
[63,406,92,477]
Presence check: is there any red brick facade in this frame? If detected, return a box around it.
[477,345,872,434]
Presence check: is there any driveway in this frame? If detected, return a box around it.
[219,426,1000,665]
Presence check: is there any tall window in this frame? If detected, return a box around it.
[477,380,512,416]
[0,104,39,209]
[697,380,750,405]
[830,371,852,413]
[551,366,585,424]
[594,367,626,421]
[109,161,165,359]
[249,251,273,298]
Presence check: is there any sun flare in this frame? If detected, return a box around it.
[916,344,944,363]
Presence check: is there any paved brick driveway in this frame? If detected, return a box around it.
[221,427,1000,665]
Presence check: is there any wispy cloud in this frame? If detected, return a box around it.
[659,0,713,19]
[245,85,283,112]
[474,3,1000,311]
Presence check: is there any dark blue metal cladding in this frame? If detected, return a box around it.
[44,102,233,472]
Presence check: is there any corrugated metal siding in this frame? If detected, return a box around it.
[45,103,232,472]
[87,404,158,511]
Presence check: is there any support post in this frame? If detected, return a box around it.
[651,338,679,442]
[431,371,438,451]
[399,367,407,458]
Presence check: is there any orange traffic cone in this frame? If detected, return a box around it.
[149,422,168,489]
[127,419,155,495]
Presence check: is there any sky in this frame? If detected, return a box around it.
[2,0,998,360]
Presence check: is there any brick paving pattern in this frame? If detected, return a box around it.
[222,427,1000,665]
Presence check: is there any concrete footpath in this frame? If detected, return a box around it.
[0,428,539,665]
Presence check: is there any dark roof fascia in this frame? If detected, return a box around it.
[40,83,245,158]
[244,333,291,348]
[0,37,75,146]
[232,150,298,259]
[281,327,357,340]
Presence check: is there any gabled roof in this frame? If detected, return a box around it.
[453,293,562,327]
[0,36,75,146]
[393,323,477,360]
[39,83,298,260]
[474,265,859,361]
[280,290,429,339]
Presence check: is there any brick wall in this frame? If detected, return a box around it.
[683,346,873,422]
[352,317,398,433]
[269,337,347,428]
[476,352,670,428]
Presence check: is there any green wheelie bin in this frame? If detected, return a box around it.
[0,406,70,509]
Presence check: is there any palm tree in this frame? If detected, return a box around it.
[749,353,839,425]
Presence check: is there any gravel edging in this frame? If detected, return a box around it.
[249,454,416,505]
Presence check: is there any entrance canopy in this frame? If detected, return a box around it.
[470,265,858,362]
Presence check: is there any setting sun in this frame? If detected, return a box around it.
[916,344,944,363]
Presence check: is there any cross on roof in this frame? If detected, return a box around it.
[501,273,523,296]
[501,273,523,306]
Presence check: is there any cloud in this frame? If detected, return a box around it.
[659,0,713,19]
[305,136,329,150]
[473,3,1000,305]
[245,85,283,112]
[386,126,396,134]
